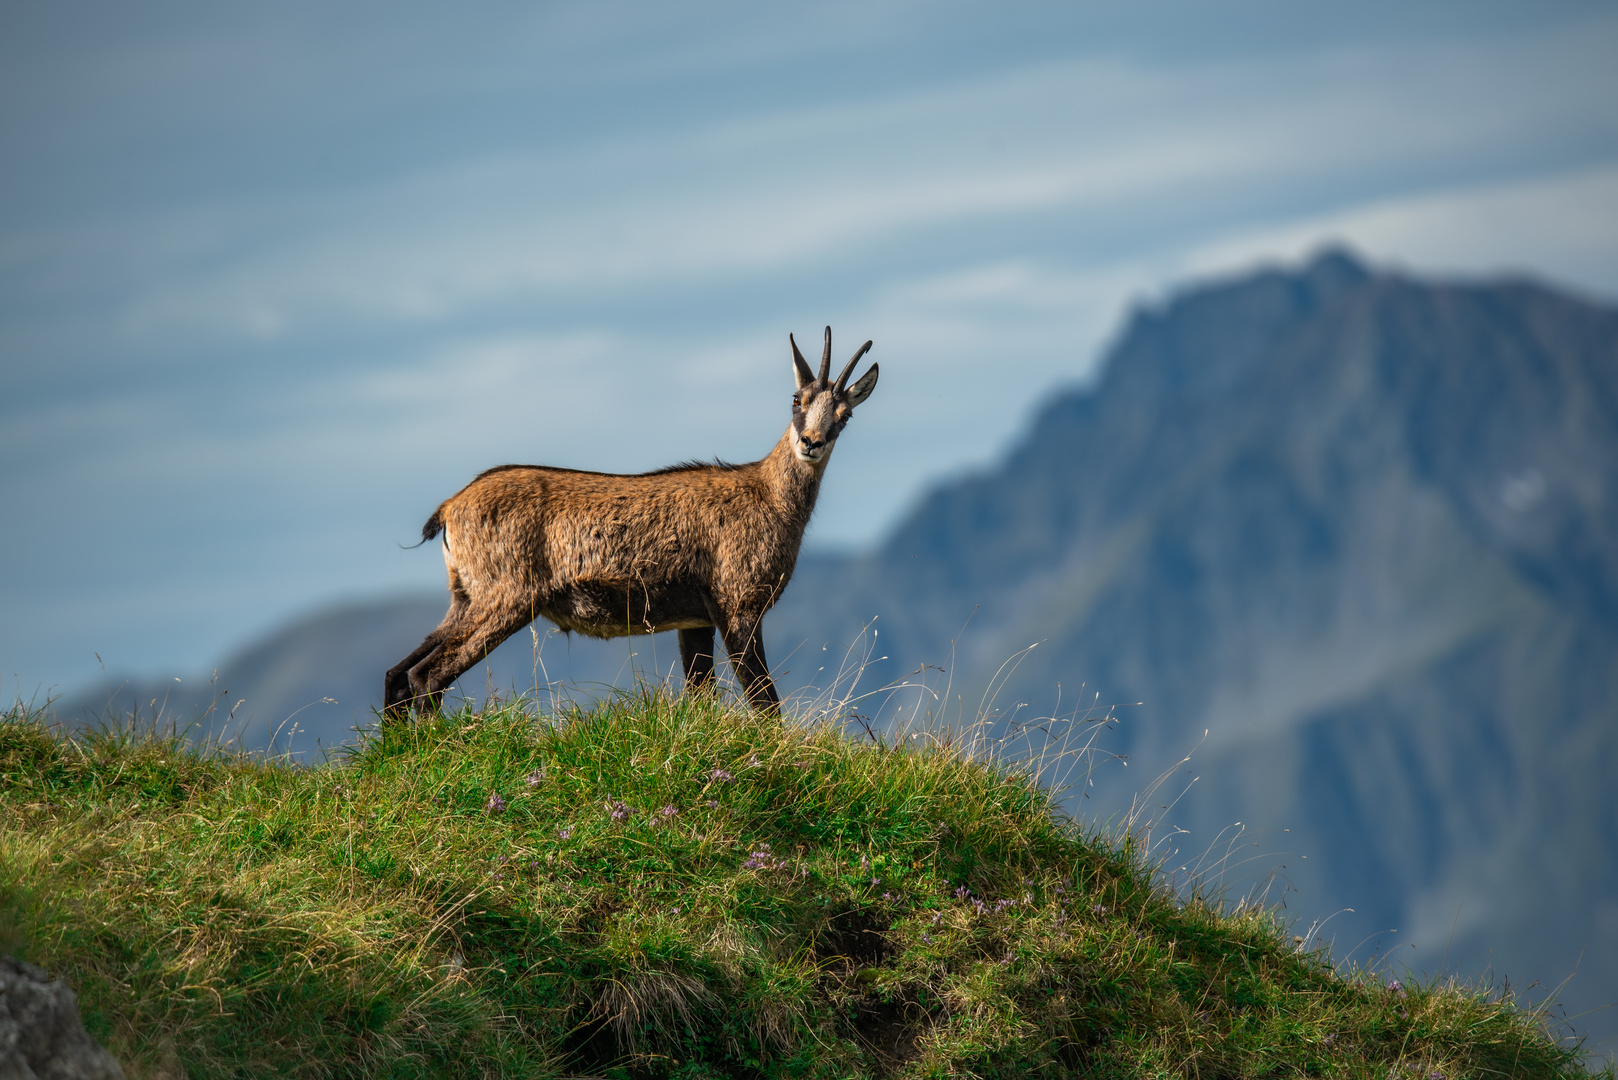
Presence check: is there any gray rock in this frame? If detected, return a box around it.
[0,956,125,1080]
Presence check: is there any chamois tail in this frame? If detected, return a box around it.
[402,508,446,549]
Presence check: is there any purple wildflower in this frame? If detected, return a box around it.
[709,769,732,782]
[485,792,506,814]
[1387,979,1405,995]
[954,885,971,900]
[742,844,779,871]
[882,892,895,901]
[525,768,545,786]
[660,804,679,818]
[705,799,719,809]
[1091,904,1108,917]
[608,800,635,821]
[557,826,573,839]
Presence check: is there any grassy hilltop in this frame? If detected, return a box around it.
[0,692,1601,1079]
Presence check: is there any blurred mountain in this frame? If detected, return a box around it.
[771,249,1618,1050]
[50,594,673,754]
[45,250,1618,1048]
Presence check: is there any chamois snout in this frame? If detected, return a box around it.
[793,401,835,463]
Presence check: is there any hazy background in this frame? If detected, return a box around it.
[4,0,1618,698]
[6,2,1618,1052]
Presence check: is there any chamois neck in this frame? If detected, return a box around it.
[762,429,826,516]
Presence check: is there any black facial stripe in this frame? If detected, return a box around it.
[791,390,853,448]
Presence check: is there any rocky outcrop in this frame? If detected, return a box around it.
[0,956,125,1080]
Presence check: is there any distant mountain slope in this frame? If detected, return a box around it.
[53,596,447,752]
[766,250,1618,1048]
[52,595,669,753]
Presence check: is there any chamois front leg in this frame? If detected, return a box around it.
[719,615,780,714]
[679,626,716,695]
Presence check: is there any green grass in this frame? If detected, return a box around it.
[0,690,1602,1078]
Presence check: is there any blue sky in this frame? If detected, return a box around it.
[3,0,1617,697]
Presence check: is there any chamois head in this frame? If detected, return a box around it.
[788,327,878,464]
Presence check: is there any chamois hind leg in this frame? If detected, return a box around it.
[384,631,445,720]
[408,602,535,712]
[679,627,716,696]
[719,615,779,714]
[384,577,471,720]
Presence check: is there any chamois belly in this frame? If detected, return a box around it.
[541,578,713,638]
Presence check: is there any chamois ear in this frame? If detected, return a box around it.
[789,333,814,391]
[845,362,879,408]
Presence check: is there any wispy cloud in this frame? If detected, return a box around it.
[1180,163,1618,289]
[4,9,1606,355]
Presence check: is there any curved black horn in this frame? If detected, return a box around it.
[790,333,814,387]
[835,340,874,393]
[818,326,832,383]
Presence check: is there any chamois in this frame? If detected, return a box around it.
[383,327,879,718]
